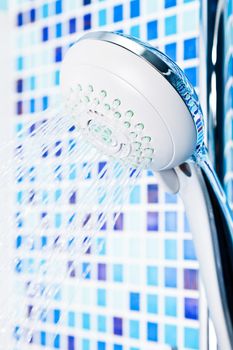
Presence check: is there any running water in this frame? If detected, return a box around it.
[0,104,142,348]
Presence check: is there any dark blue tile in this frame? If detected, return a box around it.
[68,335,75,350]
[55,47,62,62]
[69,18,76,33]
[114,4,123,22]
[130,0,140,18]
[184,298,199,320]
[42,27,49,41]
[30,8,36,22]
[83,0,91,4]
[17,12,23,26]
[16,79,23,93]
[113,317,123,336]
[84,13,91,30]
[147,184,158,203]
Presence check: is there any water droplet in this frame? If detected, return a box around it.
[141,136,151,142]
[133,142,141,150]
[142,157,152,165]
[104,104,110,111]
[144,148,154,156]
[135,123,144,131]
[93,98,100,105]
[124,121,131,128]
[129,131,137,139]
[88,85,94,92]
[26,330,33,343]
[112,99,121,108]
[125,110,134,119]
[84,96,90,103]
[100,90,107,98]
[114,112,121,119]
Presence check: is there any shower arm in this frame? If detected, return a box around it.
[157,160,233,350]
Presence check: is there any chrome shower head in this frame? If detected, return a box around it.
[60,31,233,350]
[60,31,204,172]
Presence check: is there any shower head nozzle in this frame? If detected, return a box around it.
[60,31,204,171]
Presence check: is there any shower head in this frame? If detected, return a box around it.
[60,31,204,171]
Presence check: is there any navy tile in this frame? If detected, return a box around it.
[17,12,23,27]
[68,335,75,350]
[30,8,36,22]
[42,27,49,41]
[84,13,91,30]
[184,298,199,320]
[16,79,23,93]
[55,47,62,62]
[69,18,76,34]
[113,317,123,336]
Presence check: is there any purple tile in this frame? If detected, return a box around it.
[98,263,106,281]
[113,317,123,336]
[184,269,198,290]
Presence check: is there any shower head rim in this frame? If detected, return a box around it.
[78,31,205,155]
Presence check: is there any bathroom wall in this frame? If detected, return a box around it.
[7,0,206,349]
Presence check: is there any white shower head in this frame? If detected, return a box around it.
[60,31,204,172]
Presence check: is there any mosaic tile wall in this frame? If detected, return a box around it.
[224,0,233,208]
[10,0,203,349]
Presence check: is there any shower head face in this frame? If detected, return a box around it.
[60,31,204,171]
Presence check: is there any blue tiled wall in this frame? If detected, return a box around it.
[11,0,203,349]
